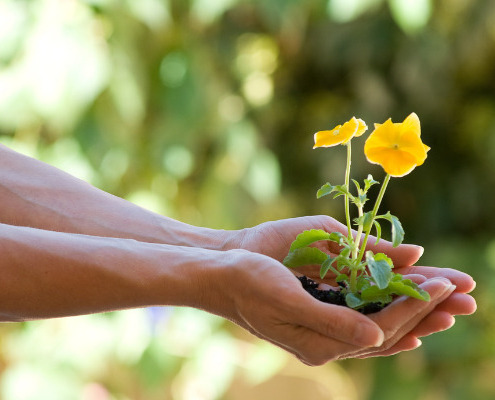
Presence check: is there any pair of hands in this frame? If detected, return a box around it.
[216,215,476,365]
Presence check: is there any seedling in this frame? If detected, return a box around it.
[283,114,431,312]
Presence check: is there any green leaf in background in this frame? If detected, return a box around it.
[376,211,405,247]
[366,251,393,289]
[283,247,329,268]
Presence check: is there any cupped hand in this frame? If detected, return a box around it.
[343,277,459,359]
[230,216,476,359]
[207,250,471,365]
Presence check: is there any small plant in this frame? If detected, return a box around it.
[284,113,431,312]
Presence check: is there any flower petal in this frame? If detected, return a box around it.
[313,125,342,148]
[355,118,368,137]
[401,112,421,137]
[364,113,429,177]
[397,130,428,165]
[364,119,397,149]
[339,117,359,144]
[365,147,418,177]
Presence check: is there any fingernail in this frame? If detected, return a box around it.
[427,278,456,297]
[416,246,424,259]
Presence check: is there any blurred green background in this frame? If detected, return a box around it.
[0,0,493,399]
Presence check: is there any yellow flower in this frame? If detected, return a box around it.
[364,113,430,177]
[313,117,367,148]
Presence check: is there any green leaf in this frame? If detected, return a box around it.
[345,293,364,309]
[289,229,331,252]
[388,281,431,301]
[361,285,393,304]
[376,212,405,247]
[335,274,349,283]
[339,245,351,257]
[332,185,352,199]
[365,251,393,289]
[335,254,353,269]
[283,247,329,268]
[354,211,373,231]
[319,256,338,279]
[374,252,393,267]
[316,183,336,199]
[364,174,379,191]
[356,275,371,291]
[373,220,382,245]
[352,179,361,193]
[328,232,347,245]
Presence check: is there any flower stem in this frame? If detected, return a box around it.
[357,173,391,262]
[344,142,352,241]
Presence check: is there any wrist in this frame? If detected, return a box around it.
[156,216,244,251]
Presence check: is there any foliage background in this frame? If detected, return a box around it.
[0,0,494,399]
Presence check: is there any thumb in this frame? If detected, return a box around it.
[292,291,384,348]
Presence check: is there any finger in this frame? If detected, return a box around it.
[433,292,477,315]
[409,311,455,337]
[395,266,476,293]
[345,278,455,359]
[402,274,427,284]
[370,278,455,340]
[263,322,361,366]
[290,292,384,348]
[367,239,424,267]
[353,334,422,359]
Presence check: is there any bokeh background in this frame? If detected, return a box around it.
[0,0,494,399]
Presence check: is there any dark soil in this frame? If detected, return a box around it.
[297,276,385,315]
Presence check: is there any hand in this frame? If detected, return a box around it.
[234,215,423,266]
[205,250,465,365]
[231,216,476,356]
[343,277,461,359]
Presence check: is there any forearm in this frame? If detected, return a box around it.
[0,144,236,249]
[0,223,234,321]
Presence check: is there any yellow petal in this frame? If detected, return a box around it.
[365,113,430,176]
[364,119,397,150]
[401,112,421,137]
[365,147,418,177]
[397,130,428,165]
[313,125,343,148]
[354,118,368,137]
[339,117,360,144]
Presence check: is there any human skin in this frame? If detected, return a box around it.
[0,144,476,364]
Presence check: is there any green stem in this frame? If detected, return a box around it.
[357,173,391,262]
[350,268,358,293]
[352,206,364,260]
[344,142,352,241]
[349,205,363,293]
